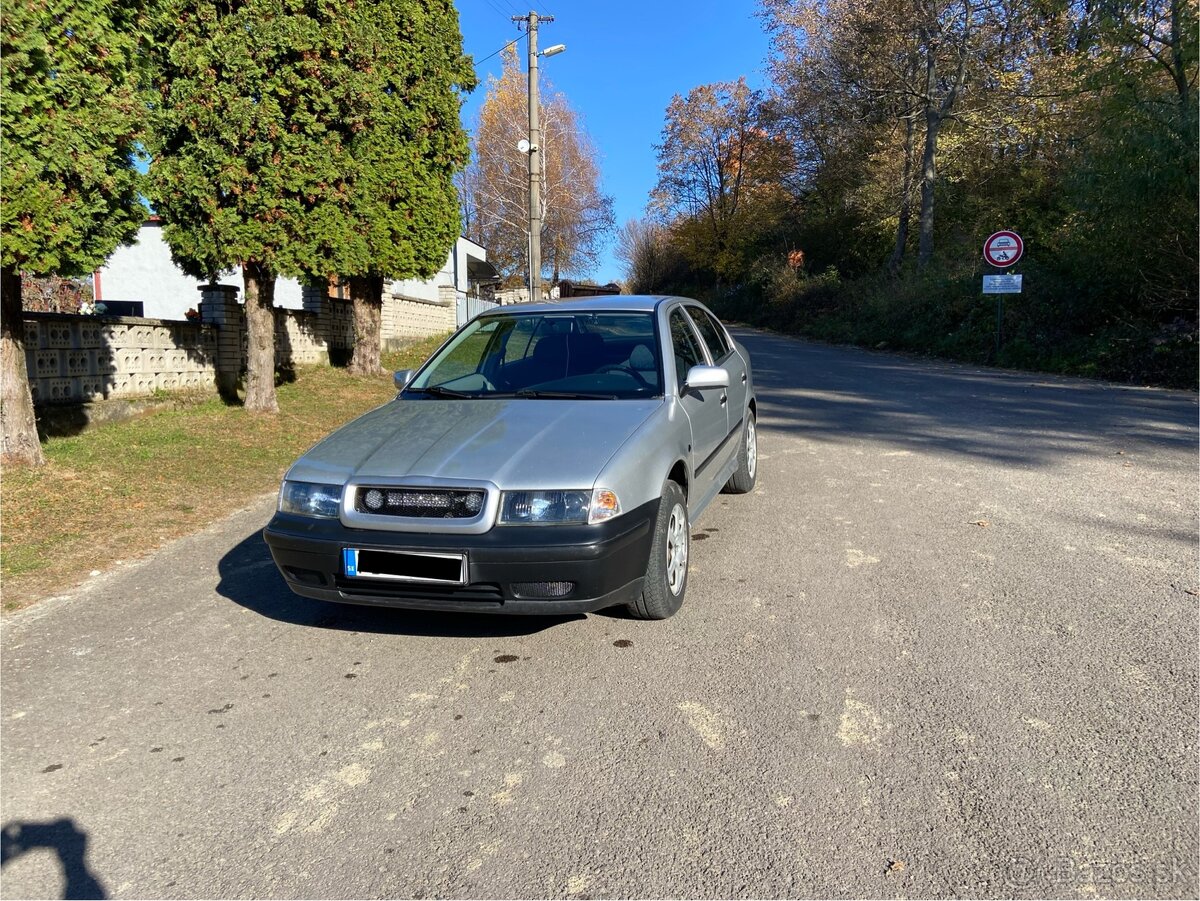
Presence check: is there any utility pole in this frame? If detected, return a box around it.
[513,11,553,301]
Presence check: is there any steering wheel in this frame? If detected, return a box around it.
[597,364,651,388]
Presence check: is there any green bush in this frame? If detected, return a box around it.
[707,260,1197,390]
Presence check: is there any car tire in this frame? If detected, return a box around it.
[722,410,758,494]
[627,480,688,620]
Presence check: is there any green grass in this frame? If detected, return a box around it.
[1,333,450,611]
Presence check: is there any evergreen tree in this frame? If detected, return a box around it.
[148,0,472,384]
[337,0,473,375]
[147,0,367,411]
[1,0,151,465]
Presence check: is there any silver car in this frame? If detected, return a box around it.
[263,295,757,619]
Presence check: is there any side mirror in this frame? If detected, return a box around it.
[393,369,414,391]
[684,364,729,392]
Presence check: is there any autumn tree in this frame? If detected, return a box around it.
[641,0,1194,384]
[651,78,792,282]
[1,0,151,465]
[461,46,613,287]
[763,0,1008,269]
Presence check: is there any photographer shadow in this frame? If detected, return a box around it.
[1,818,107,900]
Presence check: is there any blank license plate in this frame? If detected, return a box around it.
[343,548,466,584]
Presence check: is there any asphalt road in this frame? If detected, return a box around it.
[2,329,1197,900]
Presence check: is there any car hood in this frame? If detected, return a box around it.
[289,398,663,490]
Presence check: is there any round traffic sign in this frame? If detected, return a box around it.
[984,231,1023,267]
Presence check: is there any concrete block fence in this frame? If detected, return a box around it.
[25,281,457,409]
[24,313,219,406]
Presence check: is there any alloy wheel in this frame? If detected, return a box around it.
[665,503,688,596]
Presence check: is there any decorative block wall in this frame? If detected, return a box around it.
[24,314,218,405]
[382,294,455,340]
[275,309,327,365]
[327,298,355,350]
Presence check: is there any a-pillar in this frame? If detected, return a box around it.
[199,283,242,400]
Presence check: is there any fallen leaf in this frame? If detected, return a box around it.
[1116,450,1126,455]
[1184,588,1198,597]
[969,520,990,527]
[886,859,907,874]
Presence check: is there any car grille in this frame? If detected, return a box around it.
[354,487,486,519]
[335,577,503,604]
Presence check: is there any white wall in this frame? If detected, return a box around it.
[99,223,485,319]
[96,222,303,320]
[387,256,451,304]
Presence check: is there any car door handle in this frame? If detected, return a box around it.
[740,372,747,384]
[720,393,728,406]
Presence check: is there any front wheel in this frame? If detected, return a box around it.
[627,481,688,620]
[722,410,758,494]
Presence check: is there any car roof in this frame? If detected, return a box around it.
[478,294,702,316]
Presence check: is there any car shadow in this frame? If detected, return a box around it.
[215,527,584,638]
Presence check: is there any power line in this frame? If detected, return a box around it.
[480,0,515,23]
[472,35,522,69]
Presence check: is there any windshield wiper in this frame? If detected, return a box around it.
[406,385,473,398]
[514,389,619,400]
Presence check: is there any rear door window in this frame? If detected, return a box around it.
[688,307,731,360]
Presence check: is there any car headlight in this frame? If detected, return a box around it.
[279,480,342,518]
[499,488,622,525]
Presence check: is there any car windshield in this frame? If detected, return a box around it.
[407,311,662,399]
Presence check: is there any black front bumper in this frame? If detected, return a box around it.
[262,499,659,614]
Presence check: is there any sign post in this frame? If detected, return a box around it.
[982,231,1024,358]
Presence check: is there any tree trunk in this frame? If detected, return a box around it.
[242,261,278,413]
[917,107,941,270]
[888,113,916,275]
[1169,0,1189,118]
[347,275,384,376]
[1,264,45,466]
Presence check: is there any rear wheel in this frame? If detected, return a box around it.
[723,410,757,494]
[627,481,688,620]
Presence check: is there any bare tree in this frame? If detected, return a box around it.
[615,218,672,293]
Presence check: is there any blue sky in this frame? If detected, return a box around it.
[456,1,772,284]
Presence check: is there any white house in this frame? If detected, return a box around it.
[387,235,493,304]
[95,220,302,318]
[95,221,495,323]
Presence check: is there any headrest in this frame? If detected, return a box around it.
[533,333,568,360]
[629,344,655,371]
